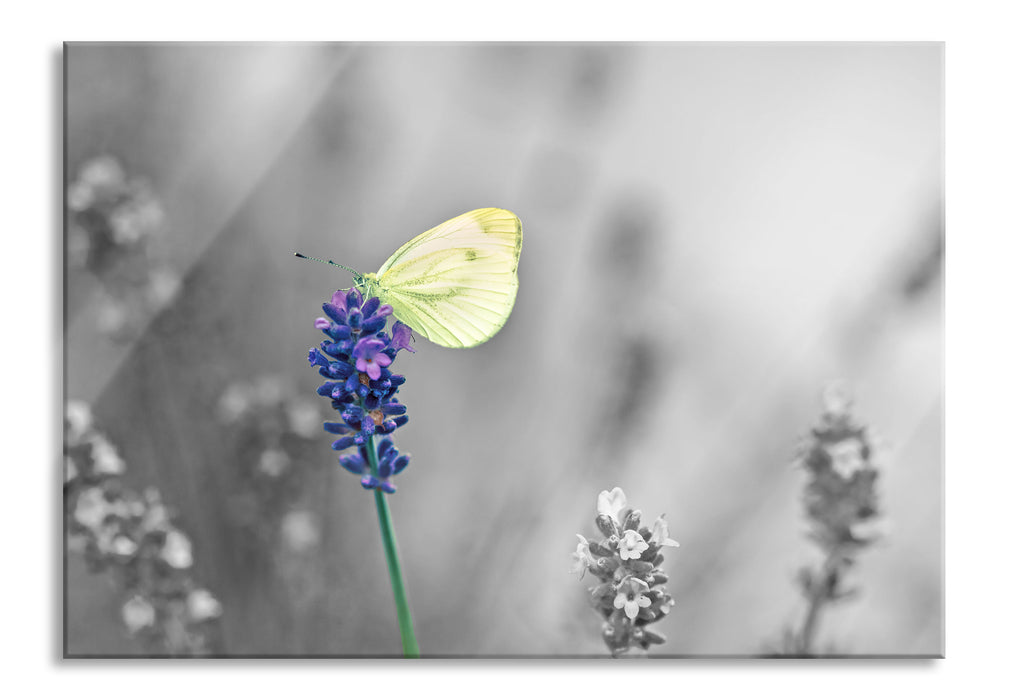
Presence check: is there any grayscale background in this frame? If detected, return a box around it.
[64,42,942,656]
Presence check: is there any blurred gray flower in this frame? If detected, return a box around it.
[187,589,223,621]
[65,400,93,443]
[108,185,164,245]
[74,488,108,531]
[68,155,126,211]
[122,595,156,633]
[258,448,291,478]
[90,435,126,476]
[96,296,129,335]
[281,510,320,553]
[65,455,79,484]
[254,376,285,406]
[286,399,321,439]
[217,384,253,424]
[110,534,138,557]
[146,266,181,306]
[161,530,194,569]
[826,438,866,479]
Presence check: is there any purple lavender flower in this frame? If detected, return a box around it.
[308,289,411,493]
[338,438,411,494]
[353,337,392,381]
[390,321,416,353]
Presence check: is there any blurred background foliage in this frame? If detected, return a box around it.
[64,43,942,656]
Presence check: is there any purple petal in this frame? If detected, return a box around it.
[392,455,410,475]
[360,415,375,435]
[352,336,385,360]
[331,436,355,451]
[361,296,381,317]
[314,318,331,330]
[330,290,348,313]
[390,321,416,353]
[338,454,366,474]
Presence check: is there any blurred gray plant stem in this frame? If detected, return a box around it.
[571,488,679,656]
[789,384,884,656]
[64,400,223,655]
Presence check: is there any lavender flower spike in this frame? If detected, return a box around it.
[572,487,680,656]
[308,289,412,493]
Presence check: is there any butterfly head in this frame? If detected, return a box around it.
[356,272,381,301]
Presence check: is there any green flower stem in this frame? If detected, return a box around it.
[365,435,420,657]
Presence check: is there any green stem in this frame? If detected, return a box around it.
[365,435,420,657]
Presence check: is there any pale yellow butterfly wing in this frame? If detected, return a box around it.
[373,208,522,348]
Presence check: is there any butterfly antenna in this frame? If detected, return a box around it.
[294,253,361,277]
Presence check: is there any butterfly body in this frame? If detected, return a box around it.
[326,208,522,349]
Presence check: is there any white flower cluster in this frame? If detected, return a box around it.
[571,487,679,656]
[64,400,223,655]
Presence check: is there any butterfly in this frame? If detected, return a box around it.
[297,208,522,348]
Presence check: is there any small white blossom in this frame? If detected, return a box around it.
[614,577,652,620]
[570,534,594,579]
[597,487,628,523]
[650,515,680,549]
[617,530,648,561]
[827,438,866,479]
